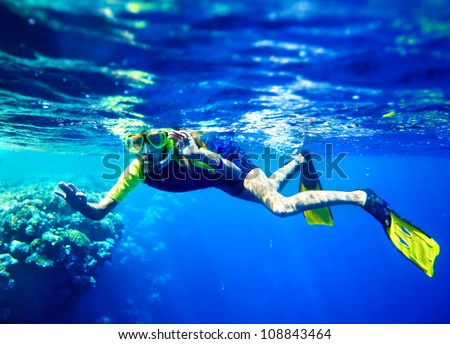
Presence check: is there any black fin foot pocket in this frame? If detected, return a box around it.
[361,188,391,228]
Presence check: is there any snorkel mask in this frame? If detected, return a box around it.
[124,130,175,171]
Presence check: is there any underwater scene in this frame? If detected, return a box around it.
[0,0,450,324]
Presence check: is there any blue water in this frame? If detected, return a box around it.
[1,0,450,323]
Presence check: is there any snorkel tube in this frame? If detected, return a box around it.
[156,137,174,170]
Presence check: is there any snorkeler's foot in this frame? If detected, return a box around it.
[292,149,305,165]
[361,188,391,228]
[360,188,440,277]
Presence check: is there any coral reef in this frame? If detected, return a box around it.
[0,180,125,323]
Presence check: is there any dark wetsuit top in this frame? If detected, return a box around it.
[144,140,258,196]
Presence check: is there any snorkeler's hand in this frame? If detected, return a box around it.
[172,130,201,158]
[54,182,87,212]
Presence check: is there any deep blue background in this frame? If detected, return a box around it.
[74,153,448,324]
[1,0,449,323]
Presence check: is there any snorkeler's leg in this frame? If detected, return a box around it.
[240,168,366,217]
[240,169,440,277]
[268,153,305,191]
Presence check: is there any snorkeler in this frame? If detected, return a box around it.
[55,129,440,277]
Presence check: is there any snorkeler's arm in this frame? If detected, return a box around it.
[55,182,118,221]
[175,130,242,180]
[106,158,144,202]
[82,194,118,221]
[55,159,143,220]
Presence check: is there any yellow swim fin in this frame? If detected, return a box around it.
[363,189,440,277]
[300,150,334,226]
[387,210,440,277]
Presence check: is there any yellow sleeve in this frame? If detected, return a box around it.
[107,159,144,202]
